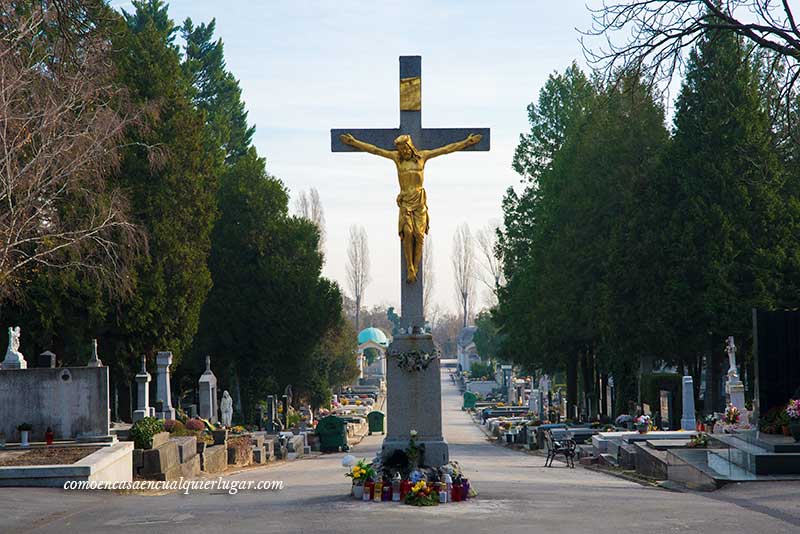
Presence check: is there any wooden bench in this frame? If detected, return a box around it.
[543,429,576,468]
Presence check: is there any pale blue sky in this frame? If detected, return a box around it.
[115,0,603,315]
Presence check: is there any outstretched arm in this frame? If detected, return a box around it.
[422,133,482,159]
[340,133,396,160]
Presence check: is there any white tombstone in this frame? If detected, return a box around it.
[220,390,233,427]
[154,351,175,419]
[680,376,696,431]
[198,355,218,423]
[133,355,154,422]
[87,338,102,367]
[2,326,27,369]
[528,388,540,414]
[725,337,749,425]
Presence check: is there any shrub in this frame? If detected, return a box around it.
[185,418,205,431]
[164,419,184,433]
[470,361,494,380]
[130,417,165,449]
[227,435,251,464]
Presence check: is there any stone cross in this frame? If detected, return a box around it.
[331,56,490,331]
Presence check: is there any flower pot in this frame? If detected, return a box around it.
[20,430,29,448]
[636,423,648,434]
[782,425,792,437]
[790,421,800,443]
[45,430,54,445]
[352,483,364,500]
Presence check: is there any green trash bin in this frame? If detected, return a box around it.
[367,410,385,435]
[316,415,349,452]
[463,391,477,410]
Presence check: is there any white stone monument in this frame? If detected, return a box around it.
[680,375,696,431]
[220,390,233,427]
[528,388,540,415]
[2,326,27,369]
[725,336,749,425]
[154,351,175,419]
[133,355,154,422]
[198,355,218,423]
[87,338,102,367]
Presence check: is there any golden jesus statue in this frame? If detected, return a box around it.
[340,132,482,283]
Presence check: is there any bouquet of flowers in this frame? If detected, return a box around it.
[688,433,709,448]
[404,480,439,506]
[345,458,375,484]
[724,404,741,425]
[786,399,800,421]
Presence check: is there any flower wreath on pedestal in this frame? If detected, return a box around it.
[389,348,440,372]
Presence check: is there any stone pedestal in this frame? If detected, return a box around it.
[133,356,154,422]
[155,351,175,420]
[198,356,218,423]
[382,334,448,467]
[680,376,696,431]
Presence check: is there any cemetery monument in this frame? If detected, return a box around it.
[332,56,490,466]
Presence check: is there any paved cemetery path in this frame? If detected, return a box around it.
[3,371,800,533]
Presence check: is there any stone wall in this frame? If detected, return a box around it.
[0,366,110,441]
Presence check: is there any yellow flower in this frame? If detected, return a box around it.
[352,466,360,474]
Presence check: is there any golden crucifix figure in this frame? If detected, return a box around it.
[340,132,482,283]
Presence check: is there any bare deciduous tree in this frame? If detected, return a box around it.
[476,220,505,307]
[294,187,326,251]
[0,2,142,302]
[585,1,800,106]
[452,223,475,329]
[346,225,370,331]
[423,237,434,318]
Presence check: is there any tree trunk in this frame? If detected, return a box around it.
[566,352,578,420]
[355,296,361,332]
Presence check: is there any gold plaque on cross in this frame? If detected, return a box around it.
[400,76,421,111]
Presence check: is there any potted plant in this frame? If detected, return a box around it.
[344,458,375,499]
[786,399,800,442]
[17,423,32,447]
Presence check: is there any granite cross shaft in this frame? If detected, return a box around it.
[330,55,490,331]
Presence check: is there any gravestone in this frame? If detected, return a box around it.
[198,355,218,423]
[331,56,489,467]
[38,351,56,368]
[154,351,176,420]
[659,390,672,430]
[265,395,280,433]
[528,388,540,415]
[681,376,696,431]
[133,355,155,422]
[753,309,800,418]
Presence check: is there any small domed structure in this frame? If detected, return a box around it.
[358,327,388,347]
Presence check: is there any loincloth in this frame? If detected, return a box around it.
[397,188,429,238]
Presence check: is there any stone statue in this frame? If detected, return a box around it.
[220,390,233,427]
[387,307,401,336]
[3,326,27,369]
[340,132,482,283]
[725,336,739,381]
[8,326,20,354]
